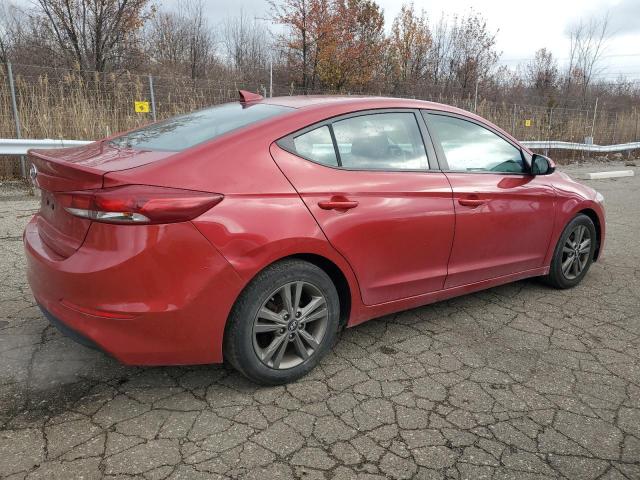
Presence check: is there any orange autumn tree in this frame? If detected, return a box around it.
[317,0,386,91]
[271,0,386,92]
[388,4,432,94]
[269,0,335,91]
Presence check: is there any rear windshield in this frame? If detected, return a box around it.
[110,103,293,151]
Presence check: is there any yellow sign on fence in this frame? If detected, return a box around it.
[524,119,532,127]
[134,101,150,113]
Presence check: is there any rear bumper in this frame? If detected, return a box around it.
[24,216,243,365]
[39,303,104,352]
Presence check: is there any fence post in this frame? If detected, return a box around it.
[473,78,479,112]
[545,108,553,156]
[148,75,157,122]
[7,62,26,177]
[590,97,598,142]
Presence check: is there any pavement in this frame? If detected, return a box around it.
[0,162,639,479]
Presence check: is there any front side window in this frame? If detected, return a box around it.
[427,114,525,173]
[332,113,429,170]
[111,103,292,152]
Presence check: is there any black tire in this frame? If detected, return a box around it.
[223,259,340,385]
[543,214,597,289]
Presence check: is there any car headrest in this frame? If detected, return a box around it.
[350,134,389,159]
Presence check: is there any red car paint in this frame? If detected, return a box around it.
[24,96,606,365]
[442,173,557,288]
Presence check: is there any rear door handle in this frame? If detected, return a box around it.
[318,199,359,210]
[458,198,487,208]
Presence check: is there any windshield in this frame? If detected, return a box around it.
[110,103,293,152]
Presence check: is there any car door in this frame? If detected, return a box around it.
[423,111,556,288]
[271,109,455,305]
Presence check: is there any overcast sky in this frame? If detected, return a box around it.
[15,0,640,81]
[176,0,640,82]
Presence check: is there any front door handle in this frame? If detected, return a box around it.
[458,198,487,208]
[318,199,359,210]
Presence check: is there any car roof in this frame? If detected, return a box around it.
[260,95,468,115]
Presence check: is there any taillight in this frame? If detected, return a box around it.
[58,185,223,224]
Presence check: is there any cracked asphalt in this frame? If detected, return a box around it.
[1,162,639,479]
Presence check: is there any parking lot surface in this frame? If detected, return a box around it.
[1,163,639,479]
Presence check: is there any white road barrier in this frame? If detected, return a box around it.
[521,140,640,153]
[2,138,639,157]
[0,138,92,155]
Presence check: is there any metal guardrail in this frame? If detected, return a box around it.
[521,140,640,153]
[0,138,92,155]
[1,138,639,157]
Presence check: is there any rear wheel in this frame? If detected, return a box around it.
[224,259,340,385]
[544,214,596,289]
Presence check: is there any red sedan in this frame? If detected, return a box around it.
[24,92,605,384]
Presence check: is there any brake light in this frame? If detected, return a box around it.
[58,185,223,224]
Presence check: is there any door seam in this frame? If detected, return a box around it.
[268,144,367,304]
[442,172,457,290]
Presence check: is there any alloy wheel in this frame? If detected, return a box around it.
[252,281,329,369]
[561,224,591,280]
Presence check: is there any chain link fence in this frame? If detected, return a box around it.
[2,62,640,177]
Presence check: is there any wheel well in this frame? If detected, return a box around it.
[287,253,352,328]
[578,208,601,260]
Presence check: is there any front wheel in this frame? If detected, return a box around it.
[223,259,340,385]
[544,214,597,289]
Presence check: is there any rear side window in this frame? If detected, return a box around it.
[110,103,292,152]
[332,113,428,170]
[293,126,338,166]
[281,111,430,171]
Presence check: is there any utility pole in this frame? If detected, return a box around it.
[269,60,273,98]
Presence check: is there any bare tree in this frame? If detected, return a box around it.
[422,10,500,98]
[446,11,500,94]
[146,0,217,78]
[147,11,190,72]
[426,13,452,87]
[223,11,271,80]
[185,0,216,79]
[526,48,559,104]
[0,0,25,63]
[32,0,153,71]
[566,14,610,101]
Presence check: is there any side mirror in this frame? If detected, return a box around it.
[531,154,555,175]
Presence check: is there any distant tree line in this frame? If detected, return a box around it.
[0,0,638,112]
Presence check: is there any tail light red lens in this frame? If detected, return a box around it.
[58,185,223,224]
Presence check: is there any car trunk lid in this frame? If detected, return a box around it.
[29,142,175,258]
